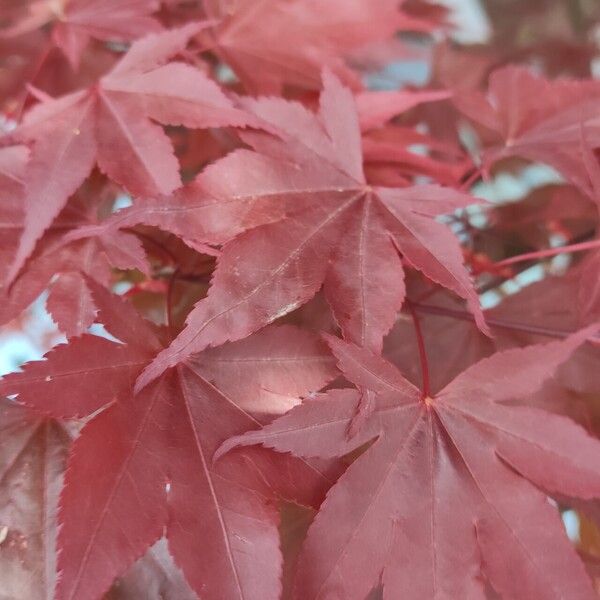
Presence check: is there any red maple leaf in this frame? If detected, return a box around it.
[0,279,336,600]
[136,70,488,390]
[0,171,147,336]
[76,89,457,250]
[5,22,251,287]
[218,330,600,599]
[0,399,71,600]
[2,3,600,597]
[0,0,161,69]
[454,66,600,189]
[200,0,422,93]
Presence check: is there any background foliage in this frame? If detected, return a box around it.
[1,1,600,599]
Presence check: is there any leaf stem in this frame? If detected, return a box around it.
[477,230,596,294]
[406,299,431,399]
[494,238,600,268]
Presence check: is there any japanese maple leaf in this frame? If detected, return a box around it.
[479,132,600,394]
[0,0,161,69]
[1,174,148,337]
[137,70,487,390]
[0,280,336,600]
[5,22,251,287]
[454,66,600,189]
[73,89,456,249]
[200,0,418,93]
[385,266,600,419]
[43,192,150,338]
[0,399,71,600]
[219,330,600,600]
[63,155,290,255]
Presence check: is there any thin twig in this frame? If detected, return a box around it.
[494,238,600,268]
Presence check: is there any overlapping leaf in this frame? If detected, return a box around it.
[455,66,600,187]
[0,173,147,336]
[6,23,251,287]
[200,0,427,93]
[219,331,600,599]
[0,0,161,69]
[0,399,71,600]
[137,70,487,389]
[0,281,335,599]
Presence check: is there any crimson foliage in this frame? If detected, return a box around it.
[1,1,600,599]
